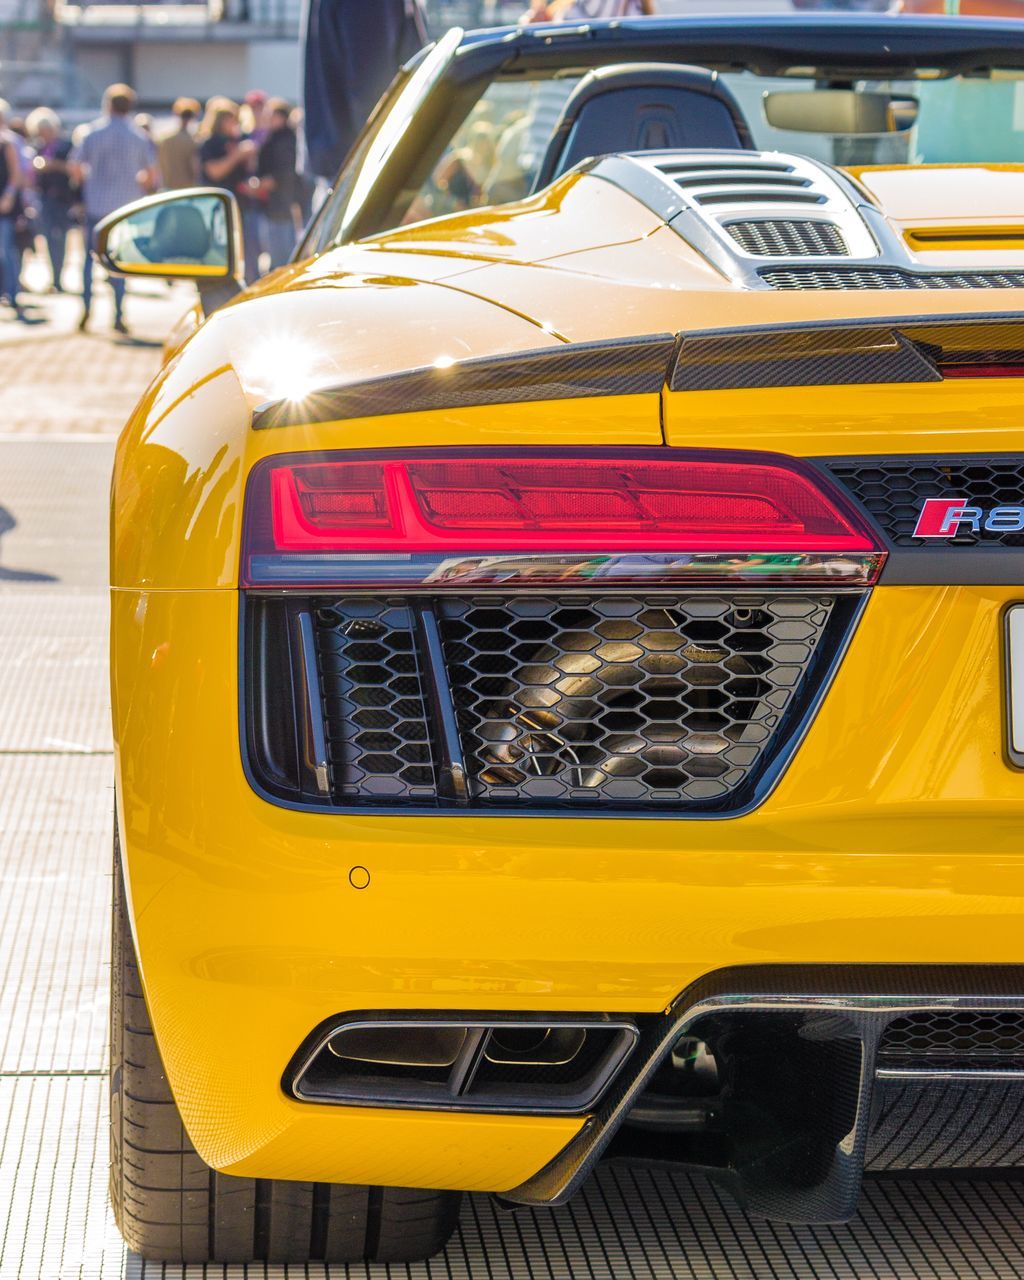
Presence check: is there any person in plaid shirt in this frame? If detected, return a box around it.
[71,84,157,335]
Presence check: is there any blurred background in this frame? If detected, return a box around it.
[3,0,1017,116]
[0,1,527,111]
[0,0,1020,331]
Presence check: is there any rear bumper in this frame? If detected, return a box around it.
[111,584,1024,1193]
[502,966,1024,1220]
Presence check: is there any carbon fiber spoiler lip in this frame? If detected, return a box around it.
[251,334,676,431]
[251,311,1024,431]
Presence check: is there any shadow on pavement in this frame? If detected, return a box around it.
[116,336,164,350]
[0,506,59,583]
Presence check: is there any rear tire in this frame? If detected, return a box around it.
[109,824,462,1263]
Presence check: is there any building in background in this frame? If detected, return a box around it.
[0,0,524,113]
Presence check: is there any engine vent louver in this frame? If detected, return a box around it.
[672,171,809,191]
[726,219,849,258]
[616,150,881,267]
[654,155,832,209]
[762,266,1024,291]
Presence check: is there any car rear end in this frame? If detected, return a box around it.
[111,311,1024,1226]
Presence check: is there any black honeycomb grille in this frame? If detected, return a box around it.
[314,599,437,800]
[246,593,856,812]
[825,456,1024,547]
[438,595,834,807]
[879,1011,1024,1072]
[727,219,848,257]
[761,266,1024,290]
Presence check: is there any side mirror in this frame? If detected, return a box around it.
[95,187,244,313]
[763,90,920,136]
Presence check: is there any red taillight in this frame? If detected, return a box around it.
[243,449,884,588]
[940,363,1024,379]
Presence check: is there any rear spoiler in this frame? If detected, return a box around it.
[252,313,1024,431]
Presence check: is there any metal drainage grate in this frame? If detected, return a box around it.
[6,1077,1024,1280]
[727,219,848,257]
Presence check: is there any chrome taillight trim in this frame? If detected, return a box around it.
[245,550,885,591]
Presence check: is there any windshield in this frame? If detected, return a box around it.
[307,22,1024,250]
[727,72,1024,166]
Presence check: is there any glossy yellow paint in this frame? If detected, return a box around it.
[904,227,1024,254]
[426,257,1024,345]
[369,170,665,266]
[849,165,1024,267]
[161,299,203,364]
[851,163,1024,223]
[112,581,1024,1185]
[110,155,1024,1192]
[114,260,229,279]
[661,377,1024,453]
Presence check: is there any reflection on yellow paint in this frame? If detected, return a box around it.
[242,335,329,405]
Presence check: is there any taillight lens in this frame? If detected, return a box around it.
[242,449,884,588]
[940,363,1024,379]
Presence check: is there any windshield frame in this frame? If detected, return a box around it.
[310,14,1024,251]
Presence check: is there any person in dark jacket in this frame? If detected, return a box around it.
[198,99,255,196]
[302,0,427,182]
[256,100,299,270]
[0,98,24,317]
[27,108,75,292]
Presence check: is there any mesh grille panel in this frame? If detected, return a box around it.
[727,219,848,257]
[762,266,1024,290]
[314,598,437,799]
[249,593,854,812]
[879,1011,1024,1071]
[436,594,834,808]
[826,456,1024,547]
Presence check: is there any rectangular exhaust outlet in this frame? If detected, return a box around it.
[287,1016,639,1115]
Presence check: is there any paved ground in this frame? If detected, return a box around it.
[4,251,1024,1280]
[0,241,184,435]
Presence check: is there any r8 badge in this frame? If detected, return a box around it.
[912,498,1024,537]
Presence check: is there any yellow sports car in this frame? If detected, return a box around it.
[103,13,1024,1266]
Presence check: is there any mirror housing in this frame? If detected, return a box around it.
[95,187,244,313]
[763,90,919,136]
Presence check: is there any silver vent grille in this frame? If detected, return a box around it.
[656,156,828,208]
[726,219,849,258]
[761,266,1024,291]
[631,151,881,264]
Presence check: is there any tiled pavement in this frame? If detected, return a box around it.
[0,245,183,435]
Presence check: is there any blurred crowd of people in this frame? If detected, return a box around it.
[0,0,657,333]
[407,0,657,220]
[0,82,309,332]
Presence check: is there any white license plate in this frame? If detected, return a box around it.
[1007,606,1024,767]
